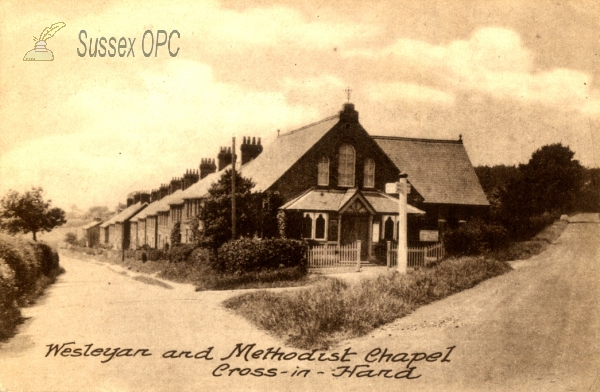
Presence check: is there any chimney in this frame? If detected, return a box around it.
[241,136,263,165]
[159,184,169,199]
[182,169,200,190]
[133,192,141,204]
[169,177,183,195]
[217,147,233,171]
[126,194,134,207]
[140,192,150,204]
[339,102,359,123]
[150,189,160,202]
[200,158,217,179]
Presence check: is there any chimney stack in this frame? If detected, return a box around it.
[133,192,141,204]
[182,169,200,190]
[169,177,183,195]
[139,192,150,204]
[150,189,160,202]
[159,184,169,199]
[217,147,233,171]
[200,158,217,179]
[126,194,134,207]
[240,136,263,165]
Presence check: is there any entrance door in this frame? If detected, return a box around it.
[341,214,370,260]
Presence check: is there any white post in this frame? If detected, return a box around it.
[356,240,361,272]
[397,174,408,274]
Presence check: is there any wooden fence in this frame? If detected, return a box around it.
[387,241,445,269]
[307,241,362,272]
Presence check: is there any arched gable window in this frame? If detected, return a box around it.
[364,158,375,188]
[318,156,329,186]
[338,144,355,187]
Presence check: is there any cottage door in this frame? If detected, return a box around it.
[341,214,370,261]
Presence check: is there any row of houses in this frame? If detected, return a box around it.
[84,103,489,262]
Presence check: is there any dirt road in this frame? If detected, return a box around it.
[0,214,598,391]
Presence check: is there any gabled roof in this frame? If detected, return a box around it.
[82,220,102,230]
[281,188,425,214]
[239,115,339,192]
[373,136,489,206]
[100,202,147,228]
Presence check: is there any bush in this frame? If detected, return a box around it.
[64,232,78,246]
[167,243,197,263]
[216,238,307,274]
[444,219,509,255]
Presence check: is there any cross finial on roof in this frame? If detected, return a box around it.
[345,87,352,102]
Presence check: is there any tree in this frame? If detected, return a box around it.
[495,143,585,239]
[83,206,114,221]
[199,169,259,248]
[0,187,66,241]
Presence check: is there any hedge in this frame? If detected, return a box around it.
[0,233,62,340]
[216,238,307,274]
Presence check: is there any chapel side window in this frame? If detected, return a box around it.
[364,158,375,188]
[302,214,313,239]
[338,144,355,187]
[318,156,329,186]
[315,214,326,240]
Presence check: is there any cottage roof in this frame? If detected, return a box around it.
[134,192,178,219]
[82,220,102,230]
[280,188,424,214]
[157,189,183,212]
[99,202,147,228]
[373,136,489,206]
[239,115,339,192]
[180,169,227,201]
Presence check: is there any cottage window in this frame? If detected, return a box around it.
[318,156,329,186]
[338,144,355,187]
[364,158,375,188]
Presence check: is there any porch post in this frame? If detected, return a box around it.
[397,174,408,274]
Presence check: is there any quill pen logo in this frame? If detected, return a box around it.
[23,22,66,61]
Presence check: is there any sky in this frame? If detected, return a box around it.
[1,0,599,212]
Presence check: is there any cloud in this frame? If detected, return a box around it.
[366,81,455,106]
[345,27,600,114]
[0,59,316,209]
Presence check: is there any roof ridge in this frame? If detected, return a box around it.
[371,135,463,144]
[279,114,339,137]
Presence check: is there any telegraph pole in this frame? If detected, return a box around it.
[397,173,409,274]
[231,137,237,239]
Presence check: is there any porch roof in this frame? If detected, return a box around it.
[280,188,425,214]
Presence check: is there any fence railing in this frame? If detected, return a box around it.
[307,241,361,272]
[387,241,445,268]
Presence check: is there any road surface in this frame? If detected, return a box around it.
[0,213,598,391]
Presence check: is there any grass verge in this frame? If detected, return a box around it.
[491,219,568,262]
[224,256,512,349]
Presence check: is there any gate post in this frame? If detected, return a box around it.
[386,241,391,268]
[397,174,409,274]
